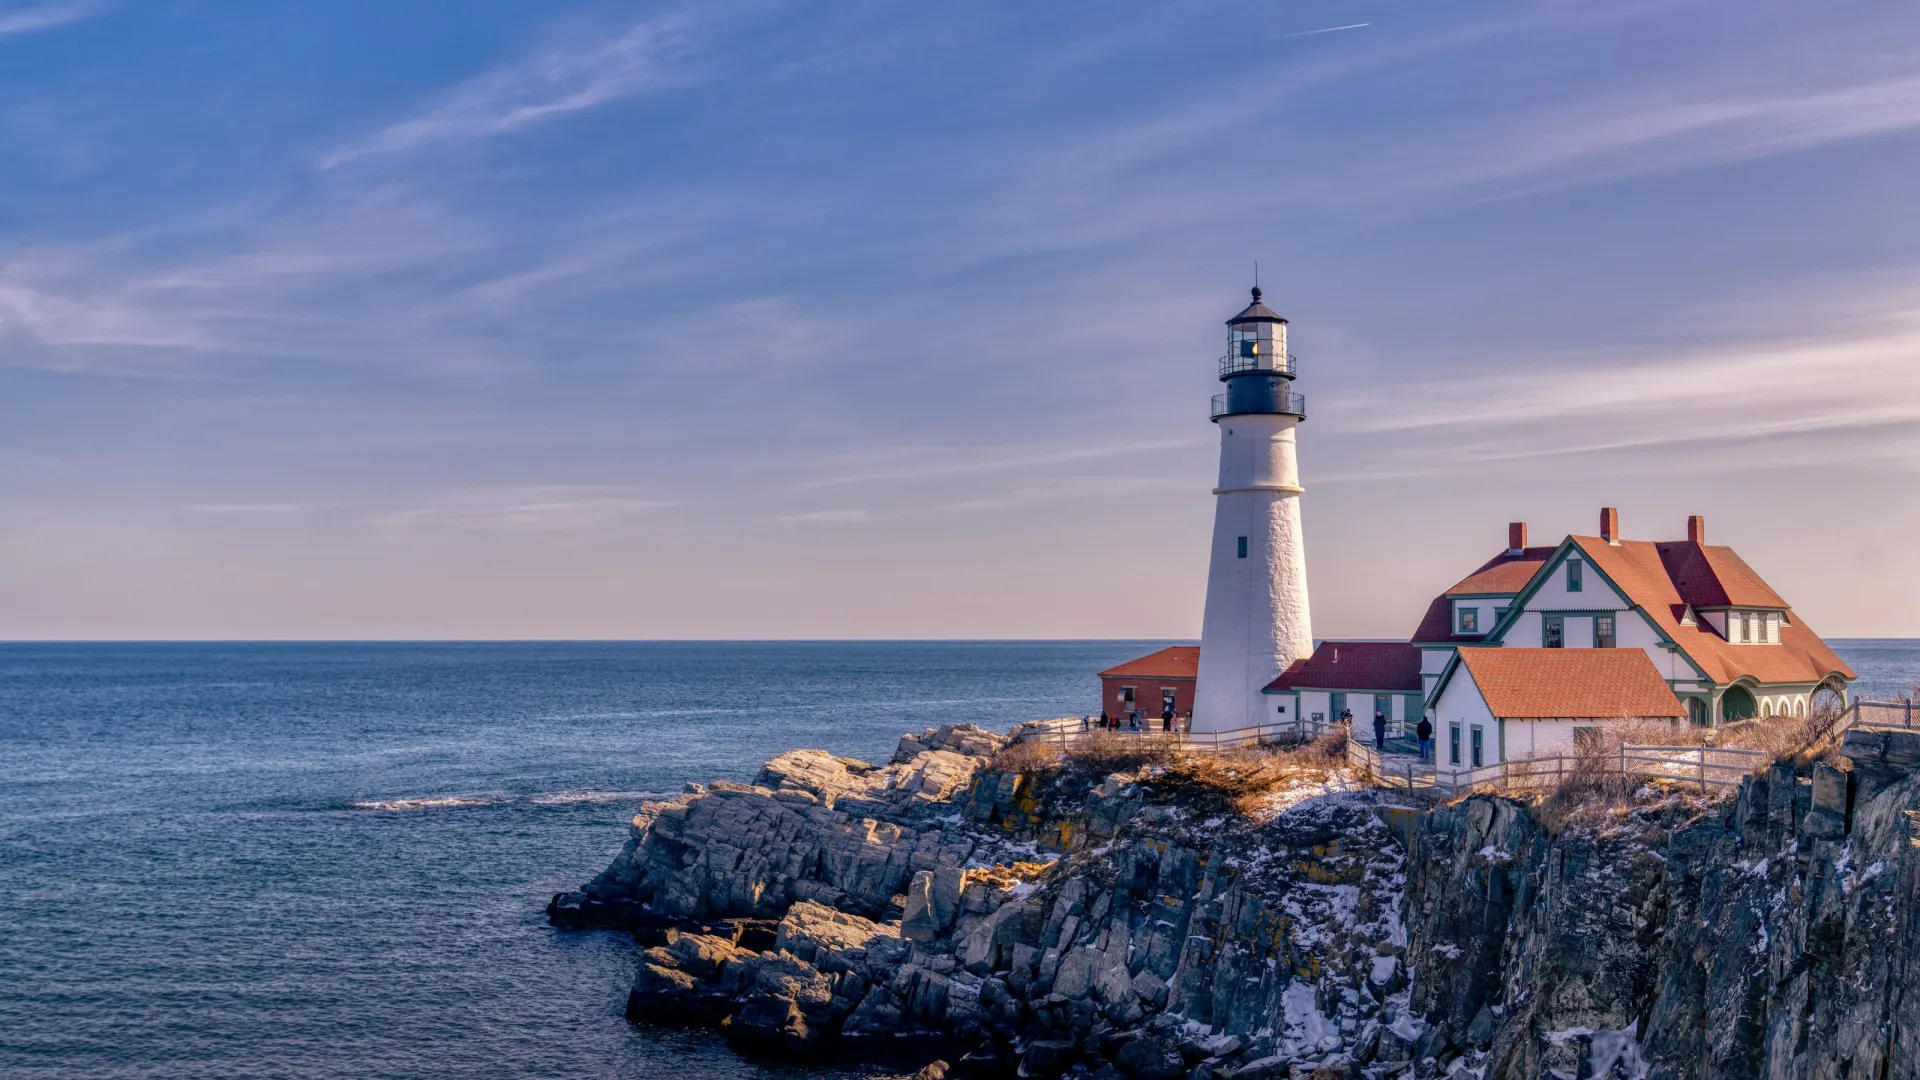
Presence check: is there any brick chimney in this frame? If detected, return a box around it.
[1507,522,1527,555]
[1687,514,1706,544]
[1600,506,1620,544]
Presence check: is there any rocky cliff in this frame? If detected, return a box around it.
[549,724,1920,1080]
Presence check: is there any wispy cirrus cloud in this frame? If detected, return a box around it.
[321,13,698,168]
[1322,281,1920,481]
[368,486,677,536]
[1423,72,1920,197]
[794,438,1204,489]
[777,508,876,524]
[183,501,333,514]
[0,1,101,38]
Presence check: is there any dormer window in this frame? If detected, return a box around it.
[1457,607,1479,634]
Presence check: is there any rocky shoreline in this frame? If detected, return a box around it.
[549,723,1920,1079]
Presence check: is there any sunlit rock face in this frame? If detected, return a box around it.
[550,725,1920,1080]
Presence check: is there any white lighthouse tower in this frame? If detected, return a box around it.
[1192,287,1313,734]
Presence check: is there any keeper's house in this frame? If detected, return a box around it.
[1098,646,1198,719]
[1420,510,1854,727]
[1428,647,1685,780]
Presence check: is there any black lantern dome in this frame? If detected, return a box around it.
[1212,287,1305,421]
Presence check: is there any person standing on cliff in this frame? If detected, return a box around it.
[1417,715,1433,761]
[1372,710,1387,750]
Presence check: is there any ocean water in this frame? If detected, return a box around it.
[1,639,1912,1079]
[0,641,1168,1080]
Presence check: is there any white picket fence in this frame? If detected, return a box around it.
[1343,740,1773,796]
[1012,695,1913,796]
[1010,717,1312,753]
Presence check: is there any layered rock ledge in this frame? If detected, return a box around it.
[550,723,1920,1080]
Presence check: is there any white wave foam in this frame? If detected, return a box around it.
[351,796,499,811]
[530,790,668,805]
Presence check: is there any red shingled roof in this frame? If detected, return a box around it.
[1266,641,1421,692]
[1099,646,1199,680]
[1455,648,1685,719]
[1411,547,1555,642]
[1263,658,1310,692]
[1566,536,1852,686]
[1654,541,1788,609]
[1448,547,1559,595]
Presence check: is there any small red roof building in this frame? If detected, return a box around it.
[1098,646,1199,720]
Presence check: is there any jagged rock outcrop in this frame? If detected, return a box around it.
[551,723,1920,1080]
[1399,727,1920,1079]
[554,725,1414,1076]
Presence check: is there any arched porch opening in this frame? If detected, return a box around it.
[1811,675,1850,724]
[1683,696,1710,727]
[1721,684,1758,723]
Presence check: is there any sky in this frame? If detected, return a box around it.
[2,0,1918,641]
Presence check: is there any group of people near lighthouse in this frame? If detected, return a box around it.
[1085,703,1191,734]
[1350,705,1436,761]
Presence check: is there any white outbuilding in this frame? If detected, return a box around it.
[1428,646,1686,782]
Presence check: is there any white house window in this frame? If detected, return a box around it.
[1567,561,1583,592]
[1495,606,1509,622]
[1449,723,1461,765]
[1544,615,1565,648]
[1470,726,1485,767]
[1457,607,1479,634]
[1237,536,1248,559]
[1596,614,1615,648]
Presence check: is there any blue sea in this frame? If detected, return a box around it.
[1,639,1913,1079]
[0,642,1173,1080]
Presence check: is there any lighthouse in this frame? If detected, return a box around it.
[1191,287,1313,734]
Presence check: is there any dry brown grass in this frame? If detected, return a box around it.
[1717,697,1849,767]
[1061,731,1176,778]
[989,737,1065,777]
[1526,718,1708,834]
[1146,740,1347,816]
[1298,724,1349,768]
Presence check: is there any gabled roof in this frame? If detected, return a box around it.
[1654,541,1787,609]
[1447,547,1559,595]
[1411,546,1555,643]
[1453,648,1685,719]
[1560,536,1853,686]
[1099,646,1199,680]
[1265,641,1421,693]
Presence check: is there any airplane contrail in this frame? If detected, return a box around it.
[1283,22,1370,38]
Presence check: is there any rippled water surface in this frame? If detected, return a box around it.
[0,639,1911,1078]
[0,641,1168,1080]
